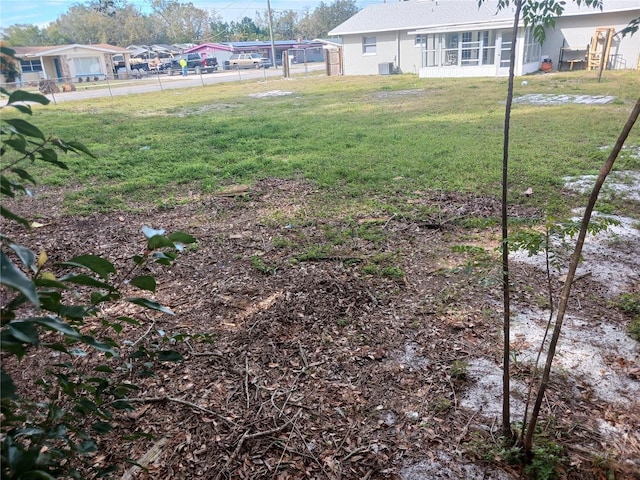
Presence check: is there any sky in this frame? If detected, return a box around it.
[0,0,383,29]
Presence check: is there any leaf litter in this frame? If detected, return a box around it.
[1,176,639,479]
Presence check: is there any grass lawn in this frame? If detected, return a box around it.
[12,69,640,219]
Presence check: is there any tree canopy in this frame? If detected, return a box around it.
[0,0,359,46]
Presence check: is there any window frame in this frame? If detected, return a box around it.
[20,59,43,73]
[362,36,377,55]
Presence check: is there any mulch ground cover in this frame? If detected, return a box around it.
[2,178,638,479]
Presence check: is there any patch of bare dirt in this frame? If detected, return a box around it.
[1,178,638,479]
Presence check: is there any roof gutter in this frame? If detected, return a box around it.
[409,18,522,35]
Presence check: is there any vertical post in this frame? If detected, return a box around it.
[157,71,163,92]
[267,0,277,71]
[105,74,113,99]
[597,29,611,83]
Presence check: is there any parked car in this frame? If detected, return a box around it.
[227,53,271,69]
[166,53,218,75]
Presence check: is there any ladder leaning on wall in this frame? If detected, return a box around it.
[587,27,615,70]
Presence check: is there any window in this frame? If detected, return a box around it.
[415,35,426,47]
[362,36,376,55]
[500,30,513,68]
[20,59,43,72]
[72,56,102,76]
[522,27,541,63]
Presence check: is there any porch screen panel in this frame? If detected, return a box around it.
[423,34,438,67]
[500,30,512,68]
[482,31,496,65]
[443,33,459,66]
[73,56,102,75]
[461,32,480,65]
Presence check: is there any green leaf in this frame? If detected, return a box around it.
[130,275,156,292]
[167,232,197,244]
[157,350,184,362]
[117,316,141,326]
[126,297,174,315]
[8,104,32,115]
[91,421,113,434]
[0,252,39,306]
[0,331,28,358]
[1,368,18,398]
[94,365,114,373]
[78,335,118,356]
[58,255,116,280]
[152,251,177,261]
[58,273,114,291]
[35,147,68,169]
[8,244,37,272]
[60,305,89,320]
[142,226,165,238]
[3,136,28,154]
[65,141,96,158]
[0,205,30,228]
[10,168,37,185]
[3,118,45,140]
[8,90,50,106]
[147,235,174,250]
[7,321,40,345]
[29,316,81,338]
[34,278,68,289]
[110,400,134,410]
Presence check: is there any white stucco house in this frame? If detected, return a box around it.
[328,0,640,78]
[11,44,130,85]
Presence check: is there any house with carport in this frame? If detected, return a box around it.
[11,43,130,85]
[328,0,640,78]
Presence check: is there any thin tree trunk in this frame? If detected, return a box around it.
[523,97,640,454]
[501,0,523,442]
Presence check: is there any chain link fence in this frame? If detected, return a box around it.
[2,62,324,105]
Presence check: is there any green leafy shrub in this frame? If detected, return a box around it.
[1,85,196,478]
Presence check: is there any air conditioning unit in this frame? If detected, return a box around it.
[378,62,393,75]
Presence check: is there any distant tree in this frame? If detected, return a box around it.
[299,0,359,39]
[49,2,150,46]
[0,44,20,82]
[0,24,50,46]
[229,17,264,41]
[208,17,231,42]
[91,0,118,17]
[150,0,212,43]
[255,9,299,40]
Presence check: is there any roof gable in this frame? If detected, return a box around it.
[13,43,128,57]
[329,0,640,36]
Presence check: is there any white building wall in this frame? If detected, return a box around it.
[544,10,640,69]
[342,31,424,75]
[341,9,639,77]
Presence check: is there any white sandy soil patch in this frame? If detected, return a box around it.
[248,90,293,98]
[563,169,640,203]
[511,211,640,296]
[401,450,515,480]
[514,169,640,295]
[513,94,615,105]
[509,309,640,405]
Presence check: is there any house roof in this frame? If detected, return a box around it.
[184,43,234,53]
[13,43,129,58]
[225,40,323,49]
[329,0,640,36]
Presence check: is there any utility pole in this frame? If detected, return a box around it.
[267,0,278,68]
